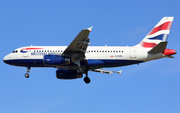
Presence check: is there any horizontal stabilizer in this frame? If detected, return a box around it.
[148,42,167,53]
[164,55,175,58]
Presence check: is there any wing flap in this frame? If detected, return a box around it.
[91,68,122,75]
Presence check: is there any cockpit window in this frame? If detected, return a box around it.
[12,50,18,53]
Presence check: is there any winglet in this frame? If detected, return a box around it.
[87,26,93,32]
[118,70,122,75]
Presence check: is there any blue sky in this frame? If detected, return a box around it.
[1,0,180,113]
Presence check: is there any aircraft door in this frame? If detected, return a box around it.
[23,48,29,57]
[130,47,136,58]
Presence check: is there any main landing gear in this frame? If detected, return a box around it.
[77,67,91,84]
[77,67,83,74]
[84,71,90,84]
[25,66,30,78]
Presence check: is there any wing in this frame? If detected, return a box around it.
[90,68,122,75]
[63,26,93,58]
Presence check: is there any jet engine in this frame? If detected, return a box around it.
[56,69,83,79]
[43,55,70,66]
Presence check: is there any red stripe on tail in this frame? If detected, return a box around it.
[140,41,157,48]
[148,21,172,35]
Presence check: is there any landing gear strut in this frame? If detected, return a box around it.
[25,66,31,78]
[77,67,83,74]
[84,71,90,84]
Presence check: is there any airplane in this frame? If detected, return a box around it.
[3,17,176,84]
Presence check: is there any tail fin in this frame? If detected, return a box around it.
[137,17,174,48]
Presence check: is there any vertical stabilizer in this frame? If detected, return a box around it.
[137,17,174,48]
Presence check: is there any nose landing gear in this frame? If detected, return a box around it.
[25,73,29,78]
[25,66,30,78]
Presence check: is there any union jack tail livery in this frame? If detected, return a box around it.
[138,17,174,48]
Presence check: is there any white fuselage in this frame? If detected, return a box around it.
[3,45,164,69]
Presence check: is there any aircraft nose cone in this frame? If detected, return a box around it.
[3,55,10,64]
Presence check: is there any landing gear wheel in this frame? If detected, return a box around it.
[84,76,90,84]
[25,66,31,78]
[25,73,29,78]
[77,67,83,74]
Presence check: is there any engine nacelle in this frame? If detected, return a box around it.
[56,69,83,79]
[43,55,70,66]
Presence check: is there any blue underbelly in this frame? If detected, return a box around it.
[84,59,143,67]
[4,59,144,67]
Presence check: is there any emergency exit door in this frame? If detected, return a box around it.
[130,47,136,58]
